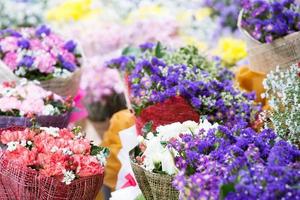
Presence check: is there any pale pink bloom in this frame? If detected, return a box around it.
[3,52,18,70]
[34,52,56,73]
[0,36,18,52]
[20,98,44,115]
[0,96,21,112]
[43,33,64,48]
[60,49,76,64]
[30,39,46,51]
[58,128,75,140]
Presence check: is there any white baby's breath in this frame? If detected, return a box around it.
[40,127,60,137]
[62,170,76,185]
[7,141,18,152]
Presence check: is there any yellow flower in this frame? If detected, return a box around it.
[176,10,192,24]
[214,37,247,67]
[46,0,101,22]
[194,8,212,21]
[125,5,168,24]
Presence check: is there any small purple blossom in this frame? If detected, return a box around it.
[63,40,77,52]
[17,39,30,49]
[18,55,34,68]
[35,25,51,37]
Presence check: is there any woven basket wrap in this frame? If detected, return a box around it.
[0,60,82,98]
[39,68,82,98]
[0,112,71,129]
[238,10,300,74]
[135,96,200,135]
[130,162,154,200]
[0,127,104,200]
[144,170,179,200]
[130,148,179,200]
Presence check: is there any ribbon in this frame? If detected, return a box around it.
[121,173,137,189]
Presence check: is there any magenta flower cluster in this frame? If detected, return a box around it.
[0,25,81,80]
[169,123,300,200]
[241,0,300,43]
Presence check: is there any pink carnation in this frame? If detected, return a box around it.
[4,146,37,166]
[69,139,91,155]
[3,52,18,70]
[0,129,35,144]
[74,155,104,177]
[34,52,56,73]
[0,36,18,52]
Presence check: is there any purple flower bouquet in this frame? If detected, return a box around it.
[0,25,83,97]
[169,123,300,200]
[239,0,300,73]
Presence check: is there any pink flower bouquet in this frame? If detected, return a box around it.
[0,126,109,200]
[0,80,73,128]
[0,25,82,97]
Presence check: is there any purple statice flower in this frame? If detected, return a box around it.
[63,40,77,52]
[139,42,155,51]
[168,122,300,200]
[203,0,242,31]
[17,39,30,49]
[241,0,300,43]
[35,25,51,37]
[18,55,34,68]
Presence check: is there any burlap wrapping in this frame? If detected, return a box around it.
[238,10,300,74]
[0,60,82,98]
[130,162,154,200]
[0,127,104,200]
[130,148,179,200]
[0,112,71,128]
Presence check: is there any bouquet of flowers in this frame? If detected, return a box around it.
[239,0,300,73]
[0,25,82,97]
[263,63,300,146]
[130,120,218,200]
[0,80,73,128]
[108,43,260,133]
[0,126,109,200]
[169,122,300,200]
[81,58,126,121]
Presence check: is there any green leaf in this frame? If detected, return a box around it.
[142,121,153,136]
[122,46,141,56]
[219,183,235,200]
[90,144,109,156]
[154,42,165,58]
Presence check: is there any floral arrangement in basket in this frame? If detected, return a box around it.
[130,119,218,200]
[108,43,261,133]
[0,126,109,200]
[0,80,73,128]
[81,57,126,121]
[168,122,300,200]
[262,63,300,146]
[0,25,82,97]
[240,0,300,43]
[239,0,300,73]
